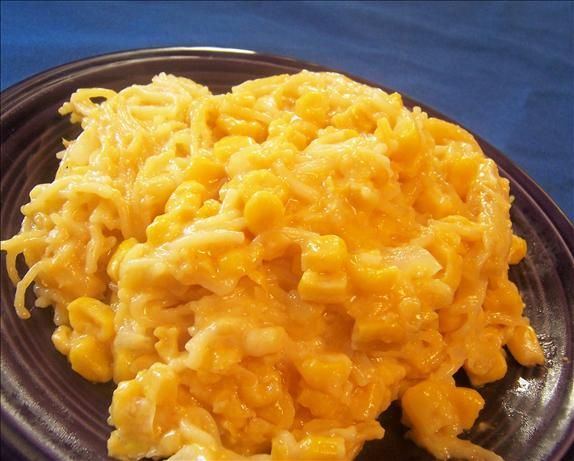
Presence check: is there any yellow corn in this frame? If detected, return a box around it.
[52,325,72,356]
[146,213,183,245]
[213,135,256,163]
[154,326,180,362]
[392,110,420,161]
[68,297,114,342]
[483,280,524,317]
[350,383,390,420]
[298,270,348,303]
[216,114,267,142]
[508,235,527,264]
[239,169,288,204]
[244,190,284,234]
[184,156,225,185]
[257,394,295,428]
[164,180,206,217]
[464,341,507,386]
[352,314,406,345]
[347,260,399,293]
[401,380,459,436]
[258,230,292,261]
[450,387,485,430]
[244,326,287,357]
[109,379,146,430]
[107,238,137,282]
[507,325,544,366]
[69,335,113,382]
[425,117,476,145]
[374,117,398,153]
[194,199,220,219]
[447,151,480,199]
[295,91,330,127]
[297,387,341,419]
[301,235,347,272]
[219,248,250,276]
[298,353,352,395]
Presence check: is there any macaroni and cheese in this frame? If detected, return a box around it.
[1,71,544,461]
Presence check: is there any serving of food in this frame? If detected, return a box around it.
[0,65,563,461]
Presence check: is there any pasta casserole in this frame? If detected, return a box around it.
[1,71,544,461]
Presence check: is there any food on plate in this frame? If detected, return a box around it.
[1,71,544,461]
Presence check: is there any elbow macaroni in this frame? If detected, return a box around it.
[1,71,544,461]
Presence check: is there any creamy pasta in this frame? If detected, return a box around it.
[1,71,544,461]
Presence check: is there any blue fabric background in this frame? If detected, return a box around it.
[1,0,573,219]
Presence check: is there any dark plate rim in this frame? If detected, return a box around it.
[1,46,573,461]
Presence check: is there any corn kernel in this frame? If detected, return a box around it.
[414,183,461,218]
[295,92,330,127]
[257,394,295,428]
[213,135,256,163]
[239,369,283,408]
[447,151,480,199]
[143,363,178,407]
[184,156,225,185]
[107,238,138,282]
[483,281,524,317]
[298,353,352,395]
[509,235,527,265]
[374,117,398,154]
[195,199,221,218]
[451,387,484,430]
[301,235,347,272]
[239,170,288,204]
[110,379,147,429]
[164,180,206,217]
[507,325,544,366]
[257,230,292,260]
[438,307,466,333]
[297,387,341,418]
[218,249,249,280]
[113,349,138,383]
[285,118,317,150]
[69,335,113,382]
[350,383,391,420]
[244,326,287,357]
[392,110,420,161]
[347,259,399,293]
[332,103,376,133]
[146,213,183,245]
[68,297,114,342]
[464,341,507,386]
[425,117,476,145]
[154,326,180,362]
[401,380,459,436]
[352,314,406,345]
[216,114,267,142]
[402,330,446,375]
[52,325,72,356]
[244,191,284,234]
[298,270,348,303]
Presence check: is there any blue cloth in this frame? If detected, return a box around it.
[1,1,573,219]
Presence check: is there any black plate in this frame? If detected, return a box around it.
[1,47,573,461]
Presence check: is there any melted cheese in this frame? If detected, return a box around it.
[1,71,544,461]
